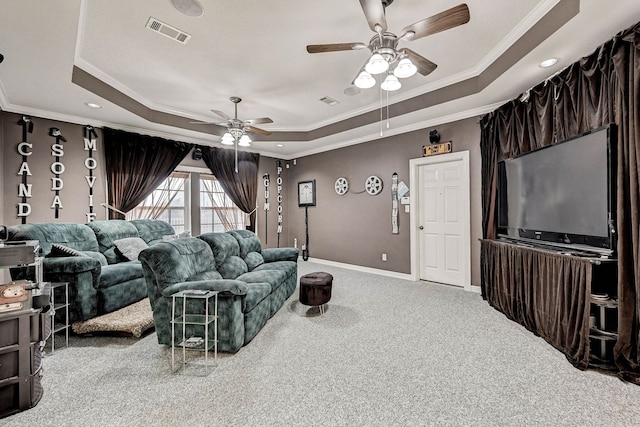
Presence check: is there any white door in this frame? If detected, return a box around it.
[410,152,470,289]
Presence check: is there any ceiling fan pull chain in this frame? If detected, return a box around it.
[386,89,390,130]
[380,83,384,136]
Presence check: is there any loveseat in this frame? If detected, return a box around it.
[7,219,175,322]
[139,230,298,352]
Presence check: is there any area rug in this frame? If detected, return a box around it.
[71,298,154,338]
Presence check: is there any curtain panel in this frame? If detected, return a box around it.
[479,22,640,382]
[201,146,260,231]
[481,240,592,369]
[103,127,193,219]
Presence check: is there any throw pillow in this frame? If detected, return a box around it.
[48,244,84,257]
[245,251,265,270]
[113,237,149,261]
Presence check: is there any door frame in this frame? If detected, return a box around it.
[409,151,471,290]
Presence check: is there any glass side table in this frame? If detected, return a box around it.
[170,289,218,375]
[50,282,70,353]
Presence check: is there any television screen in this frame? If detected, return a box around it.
[497,125,616,255]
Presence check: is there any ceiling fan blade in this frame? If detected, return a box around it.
[307,43,368,53]
[210,109,232,121]
[244,117,273,126]
[246,126,271,136]
[359,0,387,32]
[400,3,470,41]
[189,120,229,126]
[400,48,437,76]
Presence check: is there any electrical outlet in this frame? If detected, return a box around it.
[382,253,387,261]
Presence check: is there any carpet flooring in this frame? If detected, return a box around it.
[5,261,640,426]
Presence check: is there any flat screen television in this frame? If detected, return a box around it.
[496,124,617,256]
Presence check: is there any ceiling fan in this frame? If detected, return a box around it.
[192,96,272,146]
[306,0,470,91]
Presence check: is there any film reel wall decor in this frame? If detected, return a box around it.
[334,175,383,196]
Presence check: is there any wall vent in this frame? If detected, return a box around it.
[319,96,339,106]
[145,17,191,44]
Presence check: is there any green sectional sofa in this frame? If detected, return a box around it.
[8,219,175,322]
[139,230,298,353]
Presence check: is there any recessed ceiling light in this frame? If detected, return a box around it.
[344,86,361,96]
[276,144,284,148]
[539,58,559,68]
[85,102,102,109]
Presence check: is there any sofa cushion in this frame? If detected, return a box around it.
[229,230,262,258]
[99,261,143,289]
[253,260,298,279]
[80,250,108,266]
[130,219,175,245]
[8,223,99,255]
[245,251,265,270]
[86,220,141,264]
[243,282,271,313]
[113,237,149,261]
[188,270,223,282]
[218,256,248,279]
[236,269,287,292]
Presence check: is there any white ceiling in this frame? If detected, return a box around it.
[1,0,639,159]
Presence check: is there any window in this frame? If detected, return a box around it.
[127,172,189,233]
[200,174,245,232]
[128,171,244,234]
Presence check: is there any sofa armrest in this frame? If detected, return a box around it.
[161,279,248,298]
[42,256,102,274]
[262,247,299,262]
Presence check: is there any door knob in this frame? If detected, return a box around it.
[419,226,424,230]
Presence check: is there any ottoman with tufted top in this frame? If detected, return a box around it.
[299,272,333,315]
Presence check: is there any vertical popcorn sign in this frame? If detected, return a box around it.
[84,126,98,222]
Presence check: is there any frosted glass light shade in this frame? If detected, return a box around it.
[238,134,252,146]
[381,74,401,91]
[393,58,417,78]
[354,71,376,89]
[365,53,389,75]
[221,132,234,145]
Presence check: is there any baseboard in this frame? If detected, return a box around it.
[300,257,482,292]
[300,257,413,281]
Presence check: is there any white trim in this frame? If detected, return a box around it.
[409,151,472,291]
[301,258,413,281]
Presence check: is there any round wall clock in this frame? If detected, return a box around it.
[365,175,383,195]
[334,177,349,195]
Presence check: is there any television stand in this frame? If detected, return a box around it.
[481,239,618,370]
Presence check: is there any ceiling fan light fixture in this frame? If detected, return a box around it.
[393,58,417,78]
[221,132,234,145]
[238,134,252,146]
[354,71,376,89]
[365,53,389,75]
[381,74,401,91]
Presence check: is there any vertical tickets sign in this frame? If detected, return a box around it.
[48,128,67,218]
[84,126,98,222]
[16,116,34,223]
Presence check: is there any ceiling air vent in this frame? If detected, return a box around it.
[319,96,339,106]
[146,17,191,44]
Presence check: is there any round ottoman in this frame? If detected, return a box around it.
[299,272,333,315]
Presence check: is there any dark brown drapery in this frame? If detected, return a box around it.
[480,22,640,382]
[481,240,593,369]
[201,146,260,231]
[103,127,193,219]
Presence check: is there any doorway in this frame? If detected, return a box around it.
[409,151,471,290]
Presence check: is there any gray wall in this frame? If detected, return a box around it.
[0,111,482,285]
[285,117,483,285]
[2,112,108,224]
